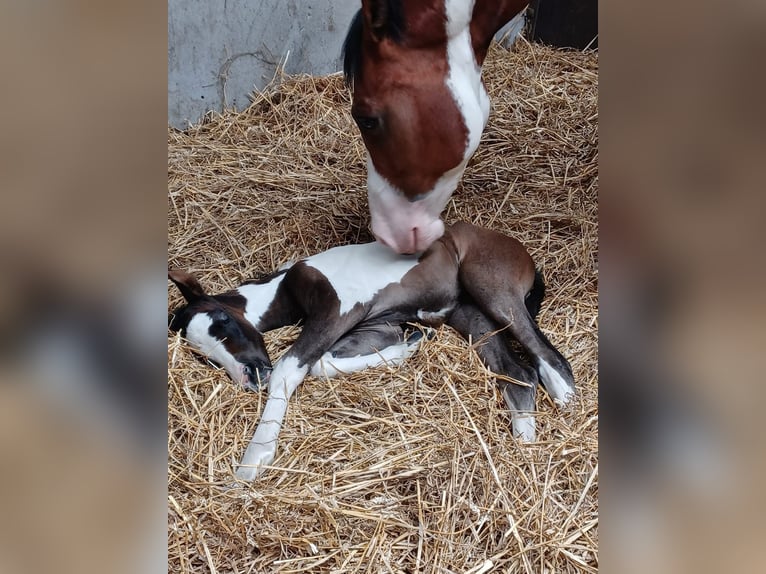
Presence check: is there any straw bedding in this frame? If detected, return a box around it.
[168,40,597,573]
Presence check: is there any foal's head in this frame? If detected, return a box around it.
[168,270,272,391]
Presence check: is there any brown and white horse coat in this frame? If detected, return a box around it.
[169,222,574,481]
[343,0,530,253]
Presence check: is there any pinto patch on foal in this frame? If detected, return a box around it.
[304,241,419,315]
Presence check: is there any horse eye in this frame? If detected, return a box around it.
[353,115,380,131]
[214,312,230,324]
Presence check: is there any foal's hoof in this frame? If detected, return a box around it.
[234,464,265,482]
[512,414,537,443]
[553,390,575,408]
[405,330,423,345]
[235,445,276,481]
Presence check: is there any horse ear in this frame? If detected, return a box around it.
[470,0,529,65]
[168,269,207,303]
[362,0,389,41]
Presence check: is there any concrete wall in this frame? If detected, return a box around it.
[168,0,359,128]
[168,1,526,129]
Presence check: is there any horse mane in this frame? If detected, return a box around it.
[342,2,406,87]
[342,10,364,86]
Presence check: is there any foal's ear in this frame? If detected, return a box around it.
[168,269,207,303]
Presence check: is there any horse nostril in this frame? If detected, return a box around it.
[395,228,416,256]
[257,366,272,383]
[240,364,265,392]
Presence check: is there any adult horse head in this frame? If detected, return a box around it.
[343,0,528,253]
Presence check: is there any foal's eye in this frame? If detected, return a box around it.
[213,312,230,325]
[353,115,380,132]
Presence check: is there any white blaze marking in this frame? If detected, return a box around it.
[184,313,217,355]
[236,356,308,480]
[538,358,575,406]
[237,273,287,327]
[184,313,244,384]
[445,0,491,162]
[305,242,419,315]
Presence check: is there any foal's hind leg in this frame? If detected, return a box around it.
[448,300,539,441]
[309,323,425,378]
[457,255,575,406]
[474,296,575,406]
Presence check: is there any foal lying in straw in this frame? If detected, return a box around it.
[169,222,574,481]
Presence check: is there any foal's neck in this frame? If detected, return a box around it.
[235,272,294,332]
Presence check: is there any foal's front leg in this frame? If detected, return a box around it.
[236,323,425,480]
[309,323,426,379]
[234,317,357,481]
[234,354,309,481]
[447,299,539,441]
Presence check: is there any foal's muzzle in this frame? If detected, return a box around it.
[242,364,272,392]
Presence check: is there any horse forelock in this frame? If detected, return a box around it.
[342,10,364,86]
[343,1,407,86]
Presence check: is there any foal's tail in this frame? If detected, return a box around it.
[524,270,546,320]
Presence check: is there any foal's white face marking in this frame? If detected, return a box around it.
[184,313,248,385]
[305,242,419,315]
[367,0,490,254]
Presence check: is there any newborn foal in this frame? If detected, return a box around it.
[169,222,574,480]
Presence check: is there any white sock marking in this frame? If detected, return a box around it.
[512,413,537,442]
[538,358,575,406]
[417,306,454,324]
[236,356,308,480]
